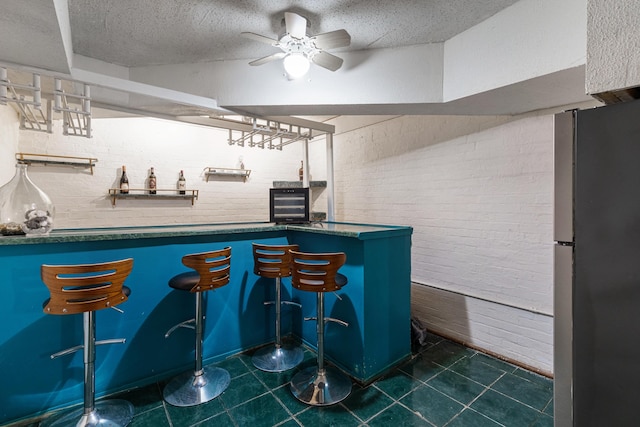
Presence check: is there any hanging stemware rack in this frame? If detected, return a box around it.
[227,118,312,150]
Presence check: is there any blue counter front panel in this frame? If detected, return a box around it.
[0,222,412,424]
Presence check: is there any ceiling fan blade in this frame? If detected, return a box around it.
[312,29,351,50]
[249,52,286,66]
[241,32,279,46]
[311,51,344,71]
[284,12,307,38]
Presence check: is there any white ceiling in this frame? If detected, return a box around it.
[67,0,519,67]
[0,0,594,121]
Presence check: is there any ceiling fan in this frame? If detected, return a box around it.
[242,12,351,79]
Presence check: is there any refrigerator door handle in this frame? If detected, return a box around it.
[554,111,575,243]
[554,243,574,427]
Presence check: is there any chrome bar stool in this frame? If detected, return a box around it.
[40,258,134,427]
[289,250,351,406]
[251,243,304,372]
[163,247,232,407]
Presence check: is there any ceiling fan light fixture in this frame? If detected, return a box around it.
[283,53,310,79]
[242,11,350,77]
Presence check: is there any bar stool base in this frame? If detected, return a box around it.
[290,366,352,406]
[40,399,134,427]
[163,367,230,407]
[252,344,304,372]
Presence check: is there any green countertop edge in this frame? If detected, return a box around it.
[0,221,413,246]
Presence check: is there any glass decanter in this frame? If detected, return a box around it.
[0,162,55,236]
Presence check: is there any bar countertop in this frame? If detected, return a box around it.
[0,221,412,245]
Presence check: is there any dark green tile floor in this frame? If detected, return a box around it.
[10,333,554,427]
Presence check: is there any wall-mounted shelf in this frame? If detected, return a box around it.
[16,152,98,174]
[205,167,251,182]
[272,180,327,188]
[108,188,198,206]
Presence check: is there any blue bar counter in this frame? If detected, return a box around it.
[0,221,412,423]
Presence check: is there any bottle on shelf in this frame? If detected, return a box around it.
[299,160,304,181]
[177,170,186,195]
[120,165,129,194]
[148,167,157,194]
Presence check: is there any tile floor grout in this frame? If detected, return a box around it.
[4,333,554,427]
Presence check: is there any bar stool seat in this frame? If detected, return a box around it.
[289,250,352,406]
[163,247,232,407]
[251,243,304,372]
[40,258,134,427]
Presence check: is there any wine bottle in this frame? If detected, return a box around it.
[299,160,304,181]
[148,167,157,194]
[177,170,186,195]
[120,165,129,194]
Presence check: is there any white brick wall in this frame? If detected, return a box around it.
[332,114,555,373]
[411,284,553,376]
[13,116,310,228]
[0,106,18,185]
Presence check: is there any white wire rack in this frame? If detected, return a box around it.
[0,68,52,133]
[0,67,92,138]
[228,117,312,150]
[53,78,92,138]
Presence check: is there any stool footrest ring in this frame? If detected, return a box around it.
[302,317,348,327]
[282,300,302,308]
[165,318,196,338]
[325,317,349,327]
[50,338,126,359]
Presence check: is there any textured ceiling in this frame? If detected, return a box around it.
[0,0,594,120]
[67,0,520,67]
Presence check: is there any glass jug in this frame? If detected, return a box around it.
[0,163,55,236]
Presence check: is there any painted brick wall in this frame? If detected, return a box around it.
[13,115,309,228]
[0,106,18,184]
[331,114,555,374]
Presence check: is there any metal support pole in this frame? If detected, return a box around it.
[302,138,310,187]
[33,74,41,107]
[54,79,62,110]
[275,277,282,348]
[316,292,325,373]
[326,133,335,221]
[83,311,96,416]
[194,292,204,375]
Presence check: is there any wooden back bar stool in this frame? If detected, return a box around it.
[289,250,352,406]
[163,247,232,407]
[251,243,304,372]
[40,258,134,427]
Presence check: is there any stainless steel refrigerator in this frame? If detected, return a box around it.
[554,99,640,427]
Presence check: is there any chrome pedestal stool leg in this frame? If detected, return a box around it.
[41,311,134,427]
[252,277,304,372]
[290,293,351,406]
[163,292,230,407]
